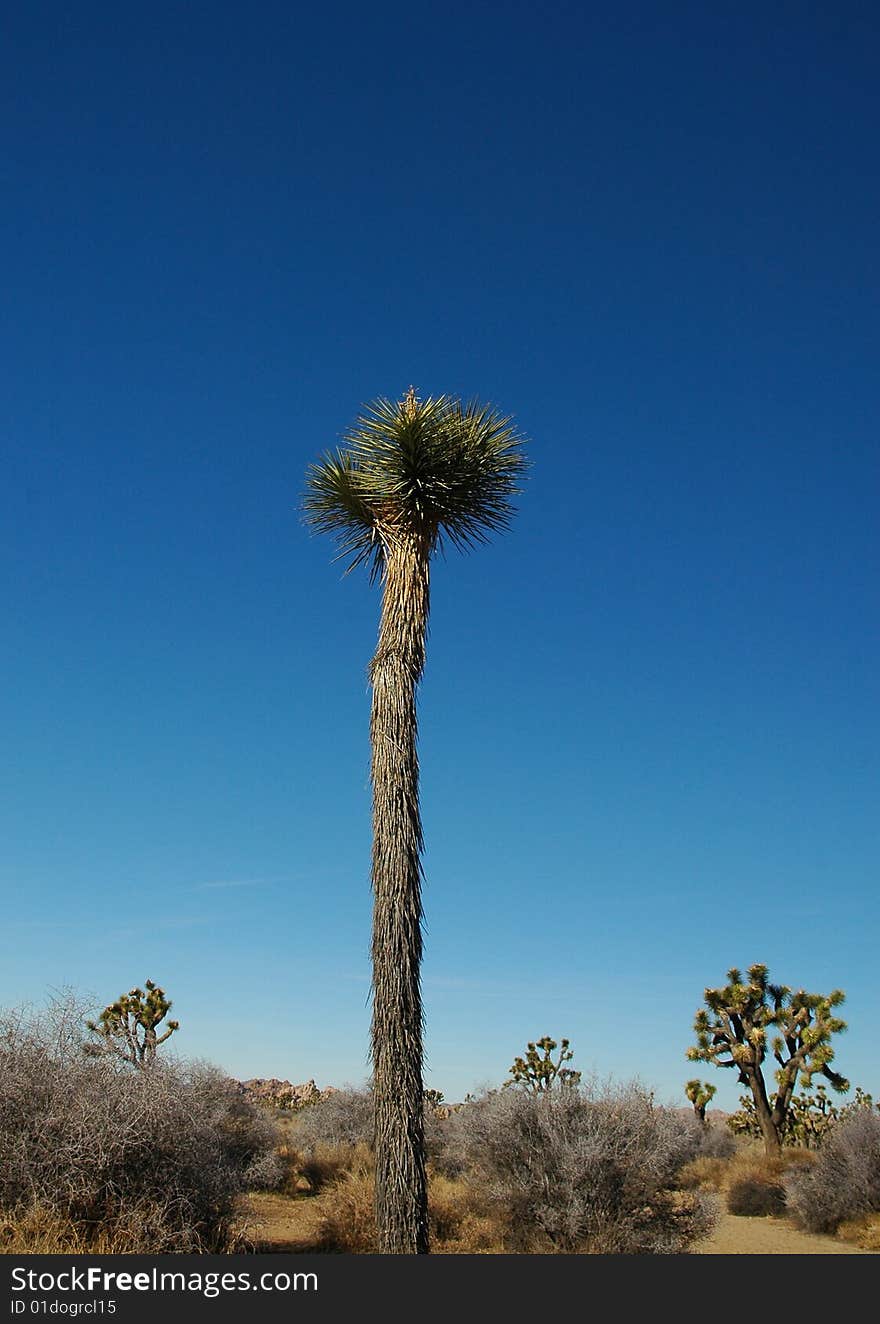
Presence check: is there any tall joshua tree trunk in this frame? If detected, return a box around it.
[746,1066,783,1158]
[303,389,528,1252]
[369,527,430,1253]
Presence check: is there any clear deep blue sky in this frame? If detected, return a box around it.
[2,3,877,1109]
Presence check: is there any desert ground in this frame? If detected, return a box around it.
[244,1189,873,1256]
[693,1211,870,1254]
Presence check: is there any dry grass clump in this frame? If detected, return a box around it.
[836,1214,880,1251]
[677,1155,733,1192]
[0,1205,115,1254]
[0,999,281,1253]
[311,1150,377,1253]
[310,1154,504,1254]
[675,1138,828,1222]
[427,1173,502,1254]
[298,1142,372,1196]
[696,1145,815,1218]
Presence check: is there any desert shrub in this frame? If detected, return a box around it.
[182,1063,284,1192]
[726,1173,786,1216]
[785,1108,880,1234]
[432,1081,715,1253]
[428,1173,501,1253]
[297,1142,372,1195]
[692,1122,736,1160]
[312,1149,377,1253]
[836,1214,880,1251]
[425,1104,467,1177]
[289,1087,374,1153]
[676,1155,733,1192]
[311,1152,503,1255]
[0,1004,281,1252]
[0,1205,108,1254]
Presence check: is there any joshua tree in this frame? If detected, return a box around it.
[729,1083,876,1149]
[505,1036,582,1093]
[303,389,528,1253]
[687,963,848,1156]
[85,980,179,1070]
[685,1078,717,1124]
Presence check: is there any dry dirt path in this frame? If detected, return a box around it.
[693,1211,870,1254]
[244,1193,327,1252]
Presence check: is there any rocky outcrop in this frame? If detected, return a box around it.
[238,1077,333,1110]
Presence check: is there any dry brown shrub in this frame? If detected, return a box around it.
[306,1151,505,1254]
[785,1109,880,1234]
[836,1214,880,1251]
[434,1083,715,1253]
[312,1153,377,1253]
[729,1146,813,1181]
[0,1203,185,1255]
[0,1206,95,1255]
[428,1173,503,1254]
[0,1000,281,1252]
[676,1156,733,1192]
[271,1142,307,1196]
[726,1173,787,1217]
[778,1147,818,1174]
[299,1142,373,1196]
[723,1148,814,1217]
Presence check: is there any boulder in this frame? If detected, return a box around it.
[238,1077,329,1110]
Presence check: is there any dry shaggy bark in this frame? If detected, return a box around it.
[303,390,527,1252]
[369,530,431,1251]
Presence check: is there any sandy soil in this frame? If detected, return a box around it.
[693,1211,868,1254]
[244,1193,327,1252]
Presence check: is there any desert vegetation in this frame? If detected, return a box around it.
[255,1057,725,1254]
[784,1108,880,1241]
[688,963,849,1156]
[504,1035,581,1093]
[3,986,875,1257]
[0,995,282,1254]
[240,1016,878,1255]
[84,980,180,1069]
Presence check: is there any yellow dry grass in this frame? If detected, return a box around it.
[836,1214,880,1251]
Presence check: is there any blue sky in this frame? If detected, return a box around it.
[1,3,877,1110]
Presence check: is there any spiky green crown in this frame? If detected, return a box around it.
[302,390,529,578]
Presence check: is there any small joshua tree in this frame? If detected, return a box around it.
[85,980,179,1070]
[688,963,848,1156]
[685,1079,717,1124]
[505,1036,582,1093]
[729,1083,876,1149]
[785,1084,838,1148]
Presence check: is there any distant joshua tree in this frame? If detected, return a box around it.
[505,1036,582,1093]
[687,963,848,1156]
[303,389,528,1252]
[85,980,179,1070]
[685,1078,716,1124]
